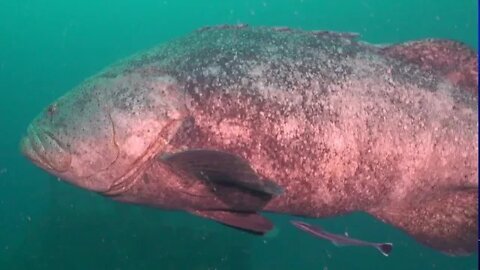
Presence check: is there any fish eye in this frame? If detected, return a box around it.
[47,103,57,116]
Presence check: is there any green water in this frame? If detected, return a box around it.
[0,1,477,269]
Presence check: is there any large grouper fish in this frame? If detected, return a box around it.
[21,25,478,256]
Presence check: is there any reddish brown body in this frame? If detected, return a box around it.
[22,26,478,256]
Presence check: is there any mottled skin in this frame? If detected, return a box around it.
[21,26,478,255]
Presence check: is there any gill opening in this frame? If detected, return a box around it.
[107,110,121,170]
[78,95,121,180]
[102,119,181,196]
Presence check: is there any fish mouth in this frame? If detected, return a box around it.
[21,126,72,173]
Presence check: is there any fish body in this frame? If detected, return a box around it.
[21,25,478,255]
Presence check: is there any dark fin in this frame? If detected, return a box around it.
[381,39,478,95]
[376,243,393,257]
[207,182,276,212]
[368,188,478,256]
[191,209,273,235]
[162,149,283,196]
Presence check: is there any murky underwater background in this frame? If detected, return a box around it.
[0,0,477,269]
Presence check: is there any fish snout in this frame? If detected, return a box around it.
[21,126,72,173]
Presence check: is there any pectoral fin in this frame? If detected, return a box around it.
[162,149,282,234]
[191,209,273,235]
[162,149,283,196]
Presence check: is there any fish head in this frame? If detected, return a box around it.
[21,68,188,193]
